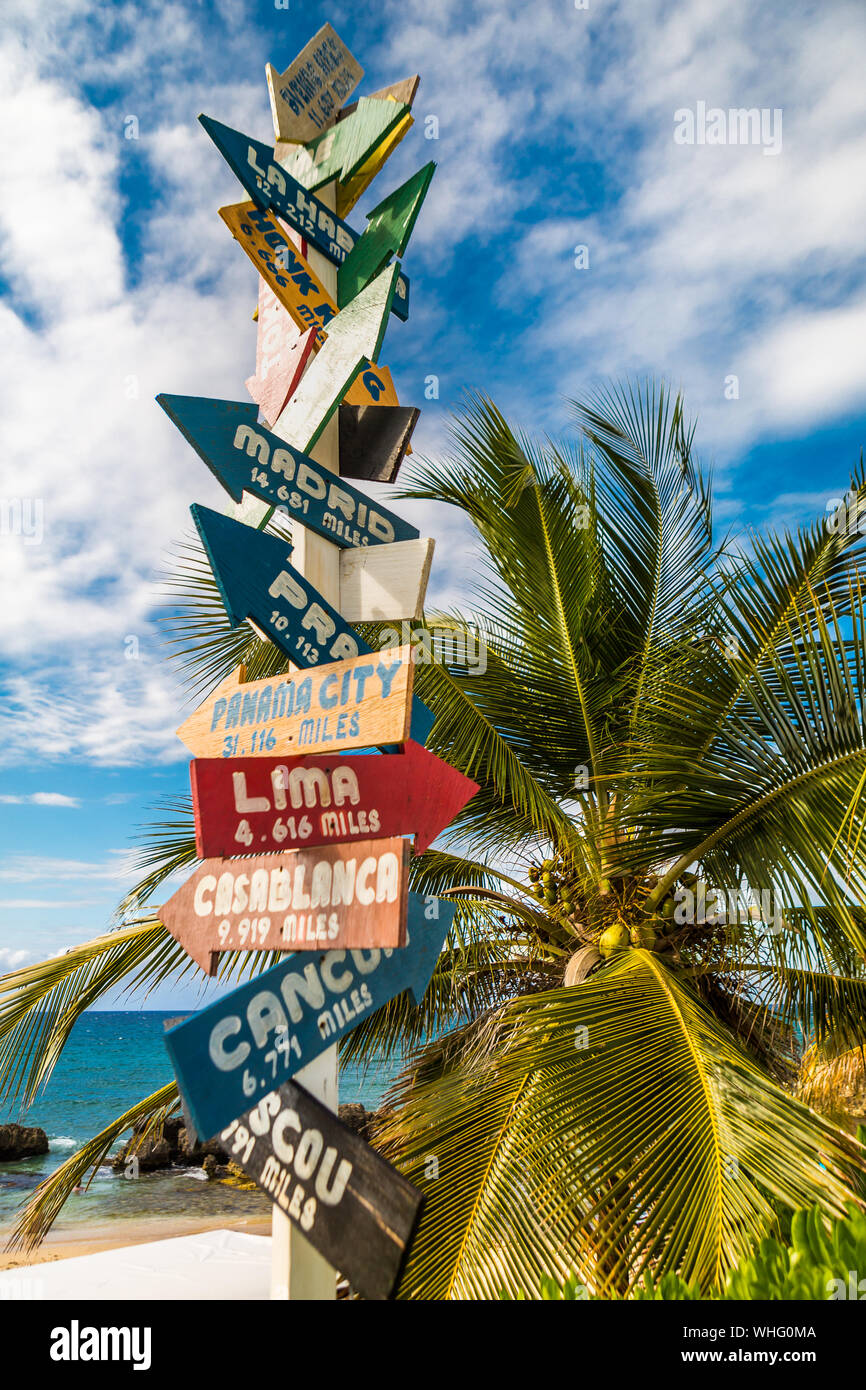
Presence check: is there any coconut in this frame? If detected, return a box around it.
[598,923,630,957]
[630,922,657,950]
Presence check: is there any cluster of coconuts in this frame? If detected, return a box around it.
[528,860,698,960]
[527,858,577,918]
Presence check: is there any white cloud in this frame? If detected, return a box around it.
[0,853,135,884]
[0,947,29,968]
[0,793,81,807]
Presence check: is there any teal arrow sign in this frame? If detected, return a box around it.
[164,891,453,1139]
[199,114,410,321]
[190,504,434,744]
[157,395,419,549]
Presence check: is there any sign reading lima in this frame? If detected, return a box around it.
[233,422,397,542]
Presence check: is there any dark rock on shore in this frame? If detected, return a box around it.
[0,1123,49,1162]
[112,1115,228,1173]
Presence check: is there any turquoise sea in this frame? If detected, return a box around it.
[0,1011,396,1243]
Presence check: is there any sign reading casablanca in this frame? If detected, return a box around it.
[159,837,411,973]
[190,742,479,858]
[165,891,455,1141]
[220,1078,423,1300]
[175,647,417,761]
[157,395,418,548]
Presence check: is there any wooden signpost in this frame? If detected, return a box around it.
[160,28,453,1302]
[175,647,419,761]
[159,837,411,973]
[191,741,479,859]
[266,24,364,145]
[199,115,410,320]
[219,1079,423,1300]
[164,891,455,1143]
[157,395,419,547]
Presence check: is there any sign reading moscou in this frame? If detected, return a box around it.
[221,1078,423,1300]
[159,837,410,974]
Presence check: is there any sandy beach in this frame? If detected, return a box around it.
[0,1213,272,1271]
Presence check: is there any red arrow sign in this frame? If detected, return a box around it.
[191,741,478,859]
[159,837,410,975]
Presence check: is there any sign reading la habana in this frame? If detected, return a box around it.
[175,646,418,761]
[164,890,454,1141]
[159,837,411,974]
[220,1078,423,1300]
[199,116,410,320]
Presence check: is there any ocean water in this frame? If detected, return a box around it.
[0,1011,398,1242]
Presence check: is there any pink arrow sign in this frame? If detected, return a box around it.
[191,741,478,859]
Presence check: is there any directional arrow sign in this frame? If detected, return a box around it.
[219,1079,423,1300]
[191,741,479,859]
[157,394,418,549]
[272,262,400,454]
[159,837,411,975]
[338,162,435,308]
[265,23,363,144]
[276,97,410,196]
[164,890,454,1140]
[247,283,317,425]
[176,648,417,761]
[199,115,409,319]
[219,201,337,342]
[190,505,434,746]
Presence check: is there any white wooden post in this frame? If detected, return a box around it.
[268,177,341,1302]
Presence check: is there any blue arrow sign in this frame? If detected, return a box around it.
[164,891,453,1139]
[158,395,419,549]
[191,504,434,745]
[199,114,410,321]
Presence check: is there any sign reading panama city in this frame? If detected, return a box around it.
[164,892,454,1142]
[175,646,418,760]
[159,837,411,973]
[190,742,479,858]
[220,1078,423,1300]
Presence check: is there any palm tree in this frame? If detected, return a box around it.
[3,381,866,1297]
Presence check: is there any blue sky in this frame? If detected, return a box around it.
[1,0,865,1006]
